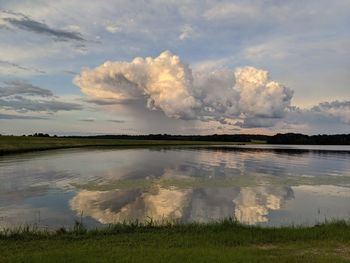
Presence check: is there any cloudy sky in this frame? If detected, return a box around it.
[0,0,349,135]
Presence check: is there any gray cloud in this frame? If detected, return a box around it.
[0,113,49,120]
[276,102,350,134]
[236,117,279,128]
[106,119,125,123]
[1,9,85,42]
[230,100,350,131]
[0,59,45,74]
[79,118,125,123]
[0,80,53,97]
[310,100,350,125]
[0,96,82,113]
[311,100,350,112]
[62,70,78,75]
[0,80,82,113]
[84,98,126,105]
[79,118,95,122]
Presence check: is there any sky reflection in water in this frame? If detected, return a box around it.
[0,145,350,228]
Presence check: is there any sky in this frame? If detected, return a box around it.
[0,0,349,135]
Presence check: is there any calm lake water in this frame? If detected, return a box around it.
[1,145,350,228]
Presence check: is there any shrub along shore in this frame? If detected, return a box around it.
[1,220,350,262]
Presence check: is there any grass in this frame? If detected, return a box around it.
[0,136,245,155]
[1,220,350,262]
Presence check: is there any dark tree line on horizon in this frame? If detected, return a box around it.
[1,133,350,145]
[267,133,350,145]
[65,133,350,144]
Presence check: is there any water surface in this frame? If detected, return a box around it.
[1,145,350,228]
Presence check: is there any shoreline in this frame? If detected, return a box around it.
[0,136,245,156]
[2,136,350,156]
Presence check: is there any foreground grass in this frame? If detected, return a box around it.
[1,220,350,262]
[0,136,244,155]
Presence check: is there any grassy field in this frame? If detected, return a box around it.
[0,136,243,155]
[1,220,350,262]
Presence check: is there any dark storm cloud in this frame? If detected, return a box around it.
[1,9,85,42]
[0,59,45,74]
[0,113,49,120]
[0,80,53,97]
[0,96,82,113]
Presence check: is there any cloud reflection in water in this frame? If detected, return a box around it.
[70,174,293,225]
[1,146,350,227]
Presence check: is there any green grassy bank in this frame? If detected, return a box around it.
[1,220,350,262]
[0,136,243,155]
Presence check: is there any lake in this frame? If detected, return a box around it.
[1,145,350,228]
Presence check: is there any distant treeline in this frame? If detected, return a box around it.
[65,134,269,142]
[67,133,350,145]
[1,133,350,145]
[267,133,350,145]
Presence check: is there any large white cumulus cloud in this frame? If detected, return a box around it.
[74,51,293,127]
[75,51,199,119]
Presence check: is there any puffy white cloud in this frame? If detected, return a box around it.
[75,51,199,119]
[234,67,293,118]
[74,51,293,127]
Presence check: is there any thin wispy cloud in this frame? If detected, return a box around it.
[0,80,53,97]
[84,98,131,105]
[79,118,95,122]
[62,70,78,75]
[0,97,82,113]
[0,9,86,42]
[0,59,45,74]
[0,80,82,113]
[0,113,50,120]
[106,119,125,123]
